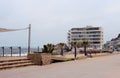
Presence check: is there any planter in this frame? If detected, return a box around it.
[27,52,52,65]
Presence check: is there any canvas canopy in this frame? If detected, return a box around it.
[0,27,28,32]
[0,24,31,53]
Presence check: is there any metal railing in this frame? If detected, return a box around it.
[0,46,40,57]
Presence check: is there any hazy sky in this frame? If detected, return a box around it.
[0,0,120,47]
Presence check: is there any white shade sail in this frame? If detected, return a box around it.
[0,27,28,32]
[0,25,31,54]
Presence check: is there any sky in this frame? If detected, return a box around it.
[0,0,120,47]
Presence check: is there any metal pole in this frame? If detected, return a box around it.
[28,24,31,54]
[10,47,12,57]
[18,47,21,56]
[38,46,39,52]
[2,47,4,57]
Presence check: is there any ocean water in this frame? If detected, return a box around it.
[0,47,41,56]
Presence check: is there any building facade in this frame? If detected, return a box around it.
[68,26,104,50]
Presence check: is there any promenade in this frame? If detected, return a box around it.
[0,53,120,78]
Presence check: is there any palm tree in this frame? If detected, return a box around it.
[70,41,80,59]
[42,44,54,53]
[58,43,65,56]
[47,44,54,53]
[82,41,89,56]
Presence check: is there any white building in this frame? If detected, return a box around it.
[68,26,104,50]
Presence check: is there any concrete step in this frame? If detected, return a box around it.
[0,58,30,63]
[0,60,32,66]
[0,58,34,70]
[0,62,34,70]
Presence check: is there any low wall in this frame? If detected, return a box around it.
[27,53,52,65]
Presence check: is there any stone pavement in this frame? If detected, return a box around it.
[0,53,120,78]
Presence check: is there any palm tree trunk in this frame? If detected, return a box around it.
[84,45,87,56]
[61,48,63,56]
[74,47,77,59]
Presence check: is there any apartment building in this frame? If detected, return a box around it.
[68,26,104,50]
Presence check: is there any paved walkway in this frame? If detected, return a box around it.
[0,54,120,78]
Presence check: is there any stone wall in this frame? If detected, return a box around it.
[27,53,52,65]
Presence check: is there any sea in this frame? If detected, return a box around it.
[0,47,42,56]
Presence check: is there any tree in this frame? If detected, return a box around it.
[58,43,65,56]
[70,41,81,59]
[42,44,54,53]
[82,41,89,56]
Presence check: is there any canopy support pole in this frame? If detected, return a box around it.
[28,24,31,54]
